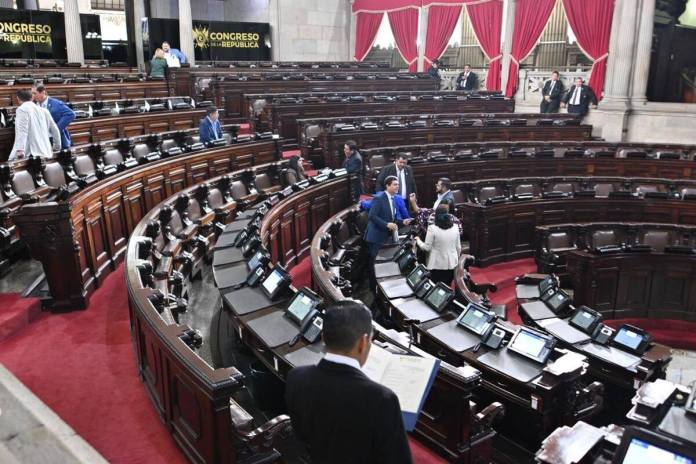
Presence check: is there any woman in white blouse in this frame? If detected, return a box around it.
[415,205,461,286]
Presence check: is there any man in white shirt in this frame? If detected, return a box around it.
[561,77,598,118]
[540,71,564,113]
[376,153,416,199]
[456,64,478,91]
[9,89,61,161]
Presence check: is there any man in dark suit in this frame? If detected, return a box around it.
[32,84,76,149]
[376,153,416,199]
[285,301,413,464]
[342,140,363,202]
[199,106,223,144]
[540,71,564,113]
[561,77,598,118]
[456,64,478,91]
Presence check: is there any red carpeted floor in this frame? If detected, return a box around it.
[0,260,445,463]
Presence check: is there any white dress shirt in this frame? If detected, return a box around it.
[164,52,181,68]
[460,73,469,88]
[433,190,450,210]
[323,352,361,371]
[549,81,556,93]
[570,86,582,105]
[417,224,462,270]
[9,101,61,161]
[397,168,406,198]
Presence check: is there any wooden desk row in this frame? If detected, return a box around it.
[245,90,514,140]
[0,106,207,162]
[13,139,280,309]
[300,113,590,169]
[206,74,439,122]
[125,162,294,464]
[0,80,170,108]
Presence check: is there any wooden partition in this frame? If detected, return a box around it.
[13,139,279,310]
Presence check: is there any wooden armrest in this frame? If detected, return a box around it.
[229,398,255,435]
[515,273,547,285]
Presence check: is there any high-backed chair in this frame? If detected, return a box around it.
[538,231,577,274]
[639,230,673,252]
[590,229,621,250]
[43,161,68,188]
[254,173,281,195]
[550,182,575,195]
[103,148,124,167]
[477,185,504,204]
[593,183,615,198]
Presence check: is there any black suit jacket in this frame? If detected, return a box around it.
[285,359,413,464]
[562,85,598,116]
[343,150,364,200]
[456,71,478,91]
[376,164,417,197]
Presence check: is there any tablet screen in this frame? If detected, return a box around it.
[614,326,643,351]
[262,269,283,295]
[286,292,316,324]
[407,265,427,290]
[457,304,494,335]
[425,285,452,312]
[570,308,598,331]
[622,438,692,464]
[510,329,548,360]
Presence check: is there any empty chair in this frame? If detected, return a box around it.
[681,188,696,200]
[514,184,535,196]
[254,173,281,194]
[593,183,615,198]
[74,154,97,177]
[591,230,619,249]
[635,184,660,196]
[478,186,504,203]
[538,231,577,273]
[305,125,321,140]
[451,190,466,206]
[639,230,672,252]
[550,183,575,194]
[186,198,204,222]
[103,148,124,167]
[230,181,250,200]
[132,143,150,161]
[43,162,67,188]
[161,139,177,152]
[11,170,39,198]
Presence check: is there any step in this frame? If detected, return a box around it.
[0,296,42,342]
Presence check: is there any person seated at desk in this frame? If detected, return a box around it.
[416,205,461,286]
[286,155,306,183]
[199,106,223,145]
[285,301,413,464]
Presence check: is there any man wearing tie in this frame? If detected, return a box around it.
[199,106,223,145]
[561,77,598,119]
[540,71,564,113]
[375,153,416,199]
[456,64,478,91]
[365,176,413,289]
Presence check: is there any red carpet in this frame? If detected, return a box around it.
[0,262,444,463]
[0,293,41,341]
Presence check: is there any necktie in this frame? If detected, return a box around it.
[572,87,581,105]
[550,81,555,93]
[398,169,406,197]
[389,195,395,219]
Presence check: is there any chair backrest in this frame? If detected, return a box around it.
[190,135,200,144]
[11,170,36,195]
[478,186,502,203]
[640,230,672,252]
[254,173,272,190]
[186,198,202,221]
[74,154,96,176]
[230,180,248,200]
[370,154,386,170]
[592,230,618,248]
[514,184,535,196]
[133,143,150,160]
[169,210,184,235]
[356,210,369,233]
[635,184,659,195]
[681,187,696,198]
[593,183,614,198]
[103,149,124,166]
[43,162,67,188]
[161,139,177,152]
[551,182,574,194]
[451,189,466,205]
[305,124,321,139]
[547,232,572,250]
[208,188,224,209]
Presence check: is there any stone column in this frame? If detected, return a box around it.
[630,0,656,105]
[269,0,281,60]
[133,0,146,70]
[500,0,516,92]
[417,7,428,72]
[349,1,356,60]
[596,0,641,141]
[178,0,195,66]
[63,0,84,64]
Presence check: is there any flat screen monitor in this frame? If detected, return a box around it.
[541,288,571,314]
[261,264,291,300]
[397,250,415,273]
[456,303,495,336]
[539,275,556,293]
[285,288,321,325]
[247,247,269,271]
[507,327,556,364]
[406,264,428,290]
[568,306,602,334]
[424,283,454,313]
[611,324,651,355]
[613,427,695,464]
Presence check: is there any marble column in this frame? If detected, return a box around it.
[630,0,656,106]
[63,0,84,64]
[417,7,428,72]
[349,1,356,60]
[269,0,281,60]
[133,0,146,70]
[500,0,516,92]
[597,0,641,141]
[178,0,195,66]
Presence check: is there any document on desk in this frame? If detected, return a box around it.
[363,344,440,431]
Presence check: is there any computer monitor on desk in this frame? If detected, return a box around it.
[285,288,321,325]
[568,306,602,335]
[261,264,291,300]
[507,327,556,364]
[611,324,652,356]
[456,303,495,336]
[613,426,696,464]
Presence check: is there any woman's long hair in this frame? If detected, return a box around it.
[434,205,453,230]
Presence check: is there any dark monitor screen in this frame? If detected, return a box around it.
[508,327,556,364]
[569,306,601,333]
[547,290,569,311]
[612,325,651,354]
[248,247,269,271]
[456,303,495,336]
[397,250,415,272]
[539,275,556,293]
[285,289,320,325]
[425,283,453,313]
[621,438,693,464]
[406,265,427,290]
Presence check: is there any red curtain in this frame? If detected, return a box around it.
[388,8,420,72]
[354,12,384,61]
[466,0,503,91]
[424,5,462,70]
[504,0,556,97]
[562,0,614,99]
